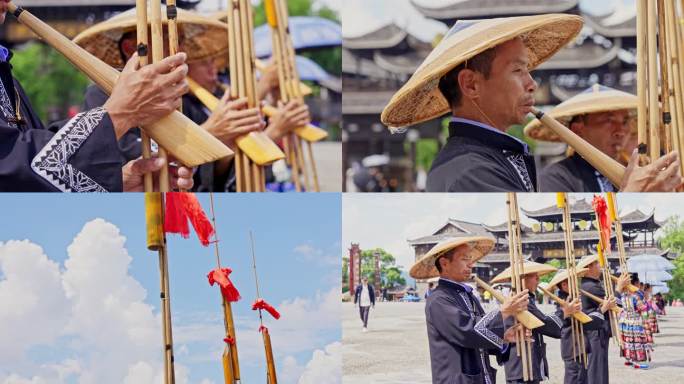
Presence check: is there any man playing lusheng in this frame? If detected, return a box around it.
[381,15,680,192]
[410,237,532,384]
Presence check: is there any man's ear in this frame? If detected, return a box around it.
[457,69,481,100]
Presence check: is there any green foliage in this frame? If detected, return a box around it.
[359,248,406,289]
[659,215,684,300]
[541,259,563,284]
[342,256,349,293]
[11,42,89,122]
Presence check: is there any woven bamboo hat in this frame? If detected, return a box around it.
[525,84,638,141]
[380,14,583,128]
[576,254,599,270]
[546,267,590,291]
[409,236,494,280]
[73,6,229,69]
[490,260,558,284]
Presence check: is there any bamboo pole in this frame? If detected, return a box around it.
[637,0,649,162]
[657,0,673,153]
[647,0,661,161]
[135,0,154,192]
[150,0,169,191]
[668,0,684,176]
[208,193,241,383]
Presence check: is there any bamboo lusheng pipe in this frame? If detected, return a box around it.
[557,192,588,367]
[665,0,684,177]
[580,289,621,314]
[594,209,623,349]
[136,0,153,192]
[149,0,170,192]
[610,274,639,293]
[207,193,241,383]
[505,193,534,381]
[255,59,312,96]
[647,0,661,161]
[537,286,592,324]
[145,192,176,384]
[657,0,673,154]
[186,78,285,165]
[531,107,625,187]
[6,2,232,168]
[636,0,649,162]
[249,232,278,384]
[226,0,279,191]
[471,275,544,329]
[265,0,328,192]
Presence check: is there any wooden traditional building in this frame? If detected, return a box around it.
[407,198,670,296]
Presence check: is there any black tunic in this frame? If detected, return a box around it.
[0,52,122,191]
[539,153,616,192]
[503,293,562,383]
[580,277,612,384]
[554,290,603,384]
[426,121,537,192]
[425,278,510,384]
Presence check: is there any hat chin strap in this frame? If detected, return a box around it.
[468,96,498,129]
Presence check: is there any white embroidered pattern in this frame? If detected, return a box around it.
[505,152,533,191]
[595,171,615,192]
[546,312,563,329]
[459,292,473,312]
[31,107,108,192]
[588,311,605,321]
[479,349,492,384]
[0,77,16,127]
[474,308,504,349]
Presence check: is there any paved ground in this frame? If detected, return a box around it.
[343,302,684,383]
[312,141,341,192]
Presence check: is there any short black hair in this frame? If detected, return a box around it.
[438,46,498,108]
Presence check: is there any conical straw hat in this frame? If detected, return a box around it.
[73,6,229,69]
[409,236,494,280]
[381,14,583,128]
[546,267,590,291]
[525,84,638,141]
[576,254,599,270]
[490,260,558,284]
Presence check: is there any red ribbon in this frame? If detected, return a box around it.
[207,267,241,302]
[259,325,269,333]
[164,192,215,246]
[252,298,280,320]
[592,195,612,254]
[223,336,235,345]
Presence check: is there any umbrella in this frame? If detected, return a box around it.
[639,270,673,285]
[254,16,342,57]
[627,254,675,272]
[652,285,670,294]
[292,55,331,82]
[362,154,390,168]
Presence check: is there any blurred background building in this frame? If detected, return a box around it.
[342,0,638,191]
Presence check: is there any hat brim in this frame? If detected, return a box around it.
[490,261,558,284]
[576,254,599,270]
[73,7,229,69]
[381,14,583,128]
[525,90,638,142]
[546,267,590,291]
[409,236,494,280]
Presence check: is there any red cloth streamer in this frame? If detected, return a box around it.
[223,336,235,345]
[592,195,612,254]
[164,192,215,246]
[207,267,241,302]
[252,298,281,320]
[259,325,269,333]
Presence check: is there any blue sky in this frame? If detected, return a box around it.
[0,193,341,384]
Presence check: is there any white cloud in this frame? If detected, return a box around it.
[293,243,340,266]
[279,355,306,384]
[0,219,197,384]
[298,342,341,384]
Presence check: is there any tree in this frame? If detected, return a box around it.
[659,215,684,300]
[11,42,89,123]
[359,248,406,289]
[541,259,563,285]
[342,256,349,293]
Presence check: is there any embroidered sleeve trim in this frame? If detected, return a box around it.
[546,312,563,329]
[474,308,504,349]
[589,311,605,321]
[31,107,109,192]
[505,152,533,192]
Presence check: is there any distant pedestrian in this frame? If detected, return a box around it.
[354,277,375,332]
